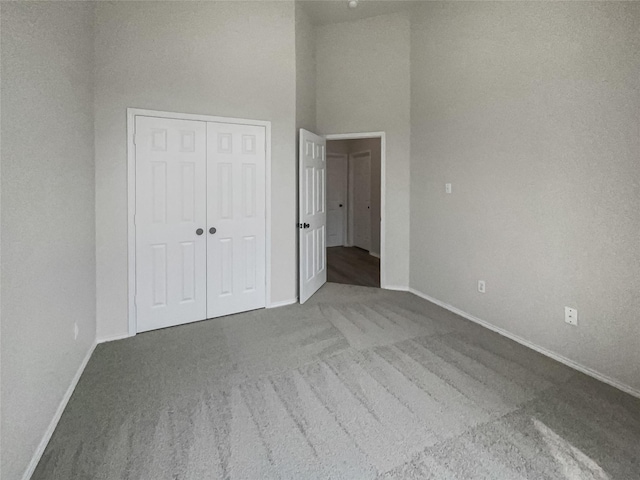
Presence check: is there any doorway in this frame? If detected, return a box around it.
[325,137,382,288]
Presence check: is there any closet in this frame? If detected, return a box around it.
[134,115,266,333]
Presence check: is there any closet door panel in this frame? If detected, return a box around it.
[207,123,266,318]
[135,116,207,332]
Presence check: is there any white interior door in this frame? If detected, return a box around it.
[299,129,327,303]
[135,116,207,333]
[326,154,347,247]
[350,152,371,251]
[207,122,266,318]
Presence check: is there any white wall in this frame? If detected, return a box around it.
[410,2,640,392]
[316,12,411,288]
[1,3,96,478]
[94,1,298,340]
[296,3,316,133]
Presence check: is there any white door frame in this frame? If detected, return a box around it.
[127,108,272,337]
[326,153,348,247]
[324,132,386,288]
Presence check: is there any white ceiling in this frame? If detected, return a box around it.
[299,0,413,26]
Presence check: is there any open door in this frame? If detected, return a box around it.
[299,129,327,303]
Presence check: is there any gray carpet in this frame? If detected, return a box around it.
[33,284,640,479]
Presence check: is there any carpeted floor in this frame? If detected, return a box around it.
[33,284,640,479]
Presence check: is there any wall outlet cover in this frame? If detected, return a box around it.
[565,307,578,326]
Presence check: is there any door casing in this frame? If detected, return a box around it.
[127,108,272,337]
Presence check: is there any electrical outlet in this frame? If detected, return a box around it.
[74,322,79,340]
[565,307,578,326]
[478,280,486,293]
[445,183,452,194]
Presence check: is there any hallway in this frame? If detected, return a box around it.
[327,246,380,288]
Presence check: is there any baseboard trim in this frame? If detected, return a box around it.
[408,288,640,400]
[369,251,380,259]
[22,341,97,480]
[383,285,409,292]
[97,333,132,344]
[267,298,298,309]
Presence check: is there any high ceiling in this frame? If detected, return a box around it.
[299,0,413,26]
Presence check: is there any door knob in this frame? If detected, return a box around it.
[209,227,217,234]
[196,228,204,236]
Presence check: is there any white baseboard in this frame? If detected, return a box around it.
[369,251,380,259]
[267,298,297,309]
[408,288,640,400]
[22,341,97,480]
[97,333,131,344]
[383,285,409,292]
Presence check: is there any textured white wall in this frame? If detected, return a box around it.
[94,1,297,340]
[316,12,411,288]
[410,2,640,391]
[296,3,316,133]
[1,3,96,479]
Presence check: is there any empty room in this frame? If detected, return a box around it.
[1,1,639,479]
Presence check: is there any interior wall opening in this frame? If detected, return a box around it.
[326,137,382,288]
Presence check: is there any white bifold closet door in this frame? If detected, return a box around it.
[207,122,266,318]
[135,116,208,332]
[135,115,265,333]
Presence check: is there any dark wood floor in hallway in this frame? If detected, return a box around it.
[327,246,380,288]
